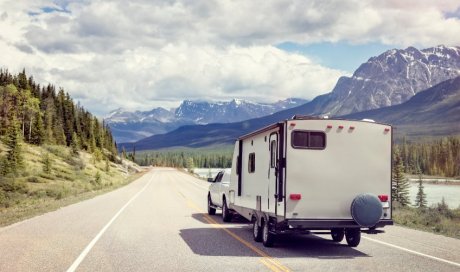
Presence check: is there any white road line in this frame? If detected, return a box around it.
[363,236,460,268]
[66,173,154,272]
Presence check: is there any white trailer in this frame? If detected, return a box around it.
[208,115,393,247]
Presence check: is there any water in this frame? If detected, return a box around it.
[409,183,460,208]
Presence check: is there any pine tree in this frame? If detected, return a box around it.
[414,165,427,208]
[186,157,195,173]
[42,152,52,174]
[71,132,79,155]
[392,147,410,206]
[30,111,45,145]
[1,118,23,176]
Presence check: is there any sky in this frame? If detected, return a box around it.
[1,0,460,116]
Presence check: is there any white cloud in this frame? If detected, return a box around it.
[0,0,459,116]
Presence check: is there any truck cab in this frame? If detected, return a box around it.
[207,169,233,221]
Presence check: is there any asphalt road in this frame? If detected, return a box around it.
[1,168,459,272]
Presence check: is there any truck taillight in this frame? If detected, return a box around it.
[378,195,388,202]
[290,194,301,200]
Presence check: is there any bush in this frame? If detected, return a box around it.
[27,176,40,183]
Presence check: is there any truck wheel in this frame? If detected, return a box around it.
[345,228,361,247]
[331,228,345,242]
[262,220,275,247]
[207,195,216,215]
[253,217,262,242]
[222,199,232,222]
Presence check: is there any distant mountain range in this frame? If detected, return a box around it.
[106,98,308,142]
[119,45,460,150]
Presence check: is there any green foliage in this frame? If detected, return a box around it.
[0,69,118,158]
[70,132,79,155]
[396,136,460,177]
[30,111,45,145]
[42,152,52,174]
[1,118,23,176]
[392,146,410,206]
[105,158,110,173]
[92,171,102,186]
[414,167,427,208]
[393,200,460,239]
[186,157,195,173]
[136,147,233,168]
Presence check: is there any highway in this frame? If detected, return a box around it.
[0,168,459,272]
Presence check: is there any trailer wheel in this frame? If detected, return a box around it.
[252,217,262,242]
[331,228,345,242]
[222,198,232,222]
[207,195,216,215]
[262,219,275,247]
[345,228,361,247]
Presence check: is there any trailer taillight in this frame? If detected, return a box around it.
[327,125,333,129]
[384,128,390,132]
[338,125,344,129]
[290,194,302,200]
[378,195,388,202]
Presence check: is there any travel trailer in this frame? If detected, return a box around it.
[208,115,393,247]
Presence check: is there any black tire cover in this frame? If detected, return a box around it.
[351,194,383,227]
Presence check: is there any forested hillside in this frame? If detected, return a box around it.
[396,136,460,177]
[0,69,117,171]
[0,69,137,226]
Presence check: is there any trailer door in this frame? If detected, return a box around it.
[268,125,285,218]
[268,133,278,214]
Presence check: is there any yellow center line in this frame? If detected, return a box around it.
[168,179,291,272]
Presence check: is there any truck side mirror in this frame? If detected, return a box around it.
[207,178,214,182]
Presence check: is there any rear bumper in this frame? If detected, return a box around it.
[284,219,393,230]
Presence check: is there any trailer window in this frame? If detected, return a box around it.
[248,153,255,173]
[291,131,326,149]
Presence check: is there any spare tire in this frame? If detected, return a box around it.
[350,193,383,227]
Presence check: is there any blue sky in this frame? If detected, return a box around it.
[277,42,395,72]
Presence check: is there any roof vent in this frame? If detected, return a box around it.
[362,119,375,123]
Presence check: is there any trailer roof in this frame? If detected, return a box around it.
[237,115,392,140]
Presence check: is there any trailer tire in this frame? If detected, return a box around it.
[351,194,382,227]
[253,217,262,242]
[345,228,361,247]
[207,195,216,215]
[262,219,275,247]
[222,198,232,222]
[331,228,345,242]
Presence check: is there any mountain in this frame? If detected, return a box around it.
[343,76,460,137]
[120,76,460,151]
[305,45,460,116]
[106,98,307,142]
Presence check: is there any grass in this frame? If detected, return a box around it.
[393,201,460,239]
[0,141,145,227]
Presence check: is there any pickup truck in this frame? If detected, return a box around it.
[207,169,233,222]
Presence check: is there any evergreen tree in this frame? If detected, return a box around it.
[105,158,110,173]
[30,111,45,145]
[392,147,410,206]
[71,132,79,155]
[186,157,195,173]
[414,166,427,208]
[42,152,52,174]
[1,118,23,176]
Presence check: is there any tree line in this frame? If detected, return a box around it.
[135,148,233,169]
[396,136,459,177]
[0,69,117,175]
